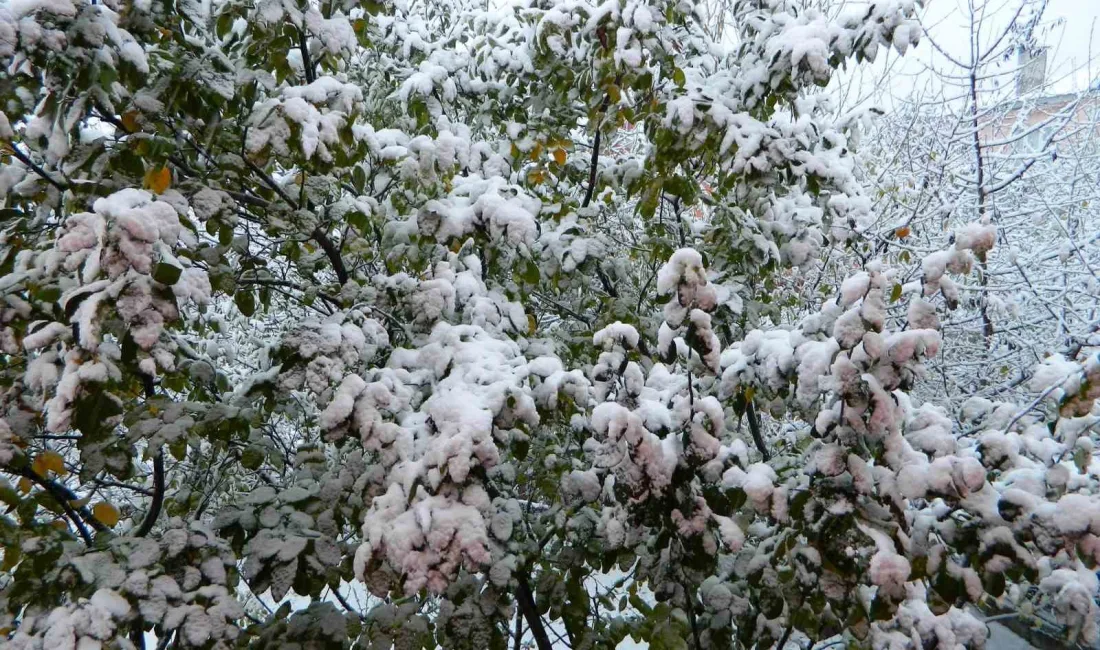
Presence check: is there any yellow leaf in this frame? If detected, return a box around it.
[895,226,911,239]
[527,169,546,185]
[30,451,65,477]
[527,313,537,335]
[121,110,141,133]
[528,141,544,162]
[92,502,121,528]
[36,450,66,477]
[144,166,171,194]
[553,148,567,166]
[17,478,31,495]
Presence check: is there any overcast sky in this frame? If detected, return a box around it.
[832,0,1100,111]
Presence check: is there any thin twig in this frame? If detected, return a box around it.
[8,146,67,192]
[133,452,164,537]
[330,584,366,620]
[135,375,165,537]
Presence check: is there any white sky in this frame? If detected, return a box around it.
[832,0,1100,111]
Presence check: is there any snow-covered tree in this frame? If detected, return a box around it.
[842,0,1100,413]
[3,1,1100,649]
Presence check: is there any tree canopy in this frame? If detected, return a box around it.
[3,0,1100,649]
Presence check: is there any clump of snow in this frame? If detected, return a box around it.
[869,549,910,588]
[593,321,640,350]
[954,219,996,255]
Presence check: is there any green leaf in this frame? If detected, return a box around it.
[663,176,696,203]
[890,283,902,303]
[512,437,529,462]
[933,571,964,605]
[703,485,732,516]
[241,446,264,470]
[521,259,540,284]
[153,262,183,286]
[1,545,21,572]
[121,330,139,365]
[215,12,233,39]
[606,84,621,104]
[672,67,686,88]
[869,594,893,621]
[169,438,187,462]
[1075,446,1090,473]
[235,290,256,317]
[983,569,1006,597]
[848,604,869,640]
[352,165,367,194]
[72,391,123,438]
[806,174,821,195]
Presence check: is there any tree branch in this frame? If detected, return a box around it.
[240,155,349,286]
[135,375,165,537]
[682,580,703,650]
[516,573,553,650]
[330,584,365,620]
[299,28,316,85]
[532,291,591,326]
[774,624,793,650]
[10,464,102,544]
[243,156,300,210]
[746,398,771,462]
[239,277,342,307]
[8,146,68,193]
[311,226,350,285]
[133,452,164,537]
[582,128,601,208]
[93,477,154,496]
[513,605,524,650]
[594,264,618,298]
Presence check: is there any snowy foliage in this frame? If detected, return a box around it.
[3,0,1100,649]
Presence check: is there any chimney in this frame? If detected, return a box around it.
[1016,47,1047,96]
